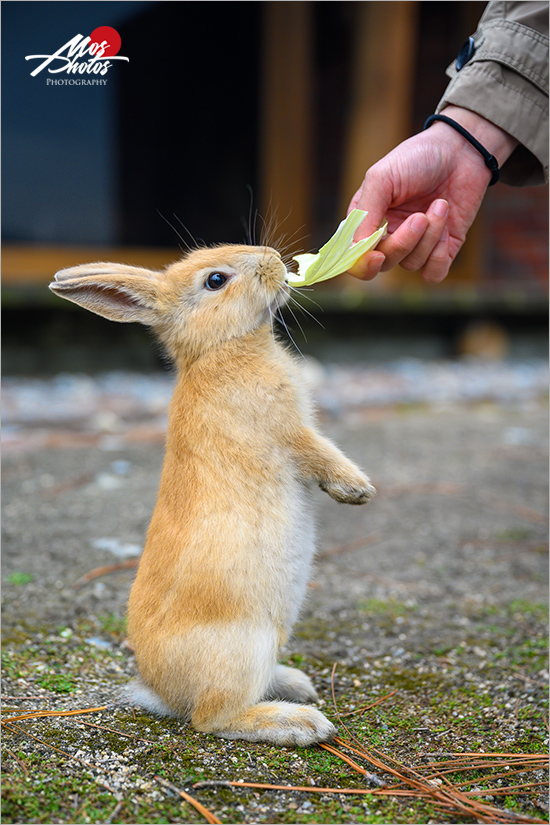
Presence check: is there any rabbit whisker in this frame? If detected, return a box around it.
[288,302,324,332]
[257,198,287,248]
[287,294,325,330]
[256,204,311,262]
[243,186,260,246]
[262,282,277,340]
[173,214,206,249]
[287,284,325,324]
[288,284,323,306]
[273,304,305,359]
[282,300,308,343]
[156,210,192,254]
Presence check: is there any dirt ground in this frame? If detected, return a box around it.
[2,365,548,632]
[2,363,548,824]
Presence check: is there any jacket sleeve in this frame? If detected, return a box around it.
[436,1,549,186]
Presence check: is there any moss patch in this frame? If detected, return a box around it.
[2,601,548,824]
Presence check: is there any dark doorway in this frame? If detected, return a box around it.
[116,1,262,247]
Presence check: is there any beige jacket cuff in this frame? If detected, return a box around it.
[436,4,549,186]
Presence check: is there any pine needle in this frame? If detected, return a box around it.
[1,705,109,724]
[338,688,399,717]
[322,663,548,825]
[156,776,222,824]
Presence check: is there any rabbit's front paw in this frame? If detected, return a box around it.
[320,477,376,505]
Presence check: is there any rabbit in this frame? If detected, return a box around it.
[50,243,376,746]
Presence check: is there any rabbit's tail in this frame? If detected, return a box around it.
[122,677,183,718]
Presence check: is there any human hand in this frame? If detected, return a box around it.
[348,106,518,283]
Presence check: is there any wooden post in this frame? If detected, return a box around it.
[340,1,418,212]
[259,2,313,253]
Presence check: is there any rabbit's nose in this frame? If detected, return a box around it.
[256,255,286,284]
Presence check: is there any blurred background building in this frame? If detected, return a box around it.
[2,1,548,373]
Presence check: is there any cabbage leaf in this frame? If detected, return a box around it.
[288,209,387,287]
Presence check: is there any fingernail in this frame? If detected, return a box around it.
[366,252,385,277]
[411,214,428,233]
[433,199,449,218]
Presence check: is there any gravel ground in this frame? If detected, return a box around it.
[2,358,548,824]
[2,358,549,625]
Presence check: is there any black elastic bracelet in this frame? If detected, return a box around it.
[424,114,500,186]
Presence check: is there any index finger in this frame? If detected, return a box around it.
[348,174,392,241]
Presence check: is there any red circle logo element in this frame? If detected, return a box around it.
[89,26,122,57]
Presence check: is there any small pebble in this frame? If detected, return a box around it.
[85,637,112,650]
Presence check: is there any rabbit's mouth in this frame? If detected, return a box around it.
[270,282,289,311]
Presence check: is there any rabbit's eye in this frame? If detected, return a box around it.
[205,272,228,291]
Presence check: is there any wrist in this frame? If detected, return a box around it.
[439,105,518,168]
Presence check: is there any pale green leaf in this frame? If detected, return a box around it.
[288,209,387,287]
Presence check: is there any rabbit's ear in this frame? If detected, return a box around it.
[49,262,164,325]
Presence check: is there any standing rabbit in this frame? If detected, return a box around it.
[50,244,375,745]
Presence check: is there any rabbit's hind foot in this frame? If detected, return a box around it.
[195,700,336,746]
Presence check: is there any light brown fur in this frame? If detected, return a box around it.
[50,244,375,746]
